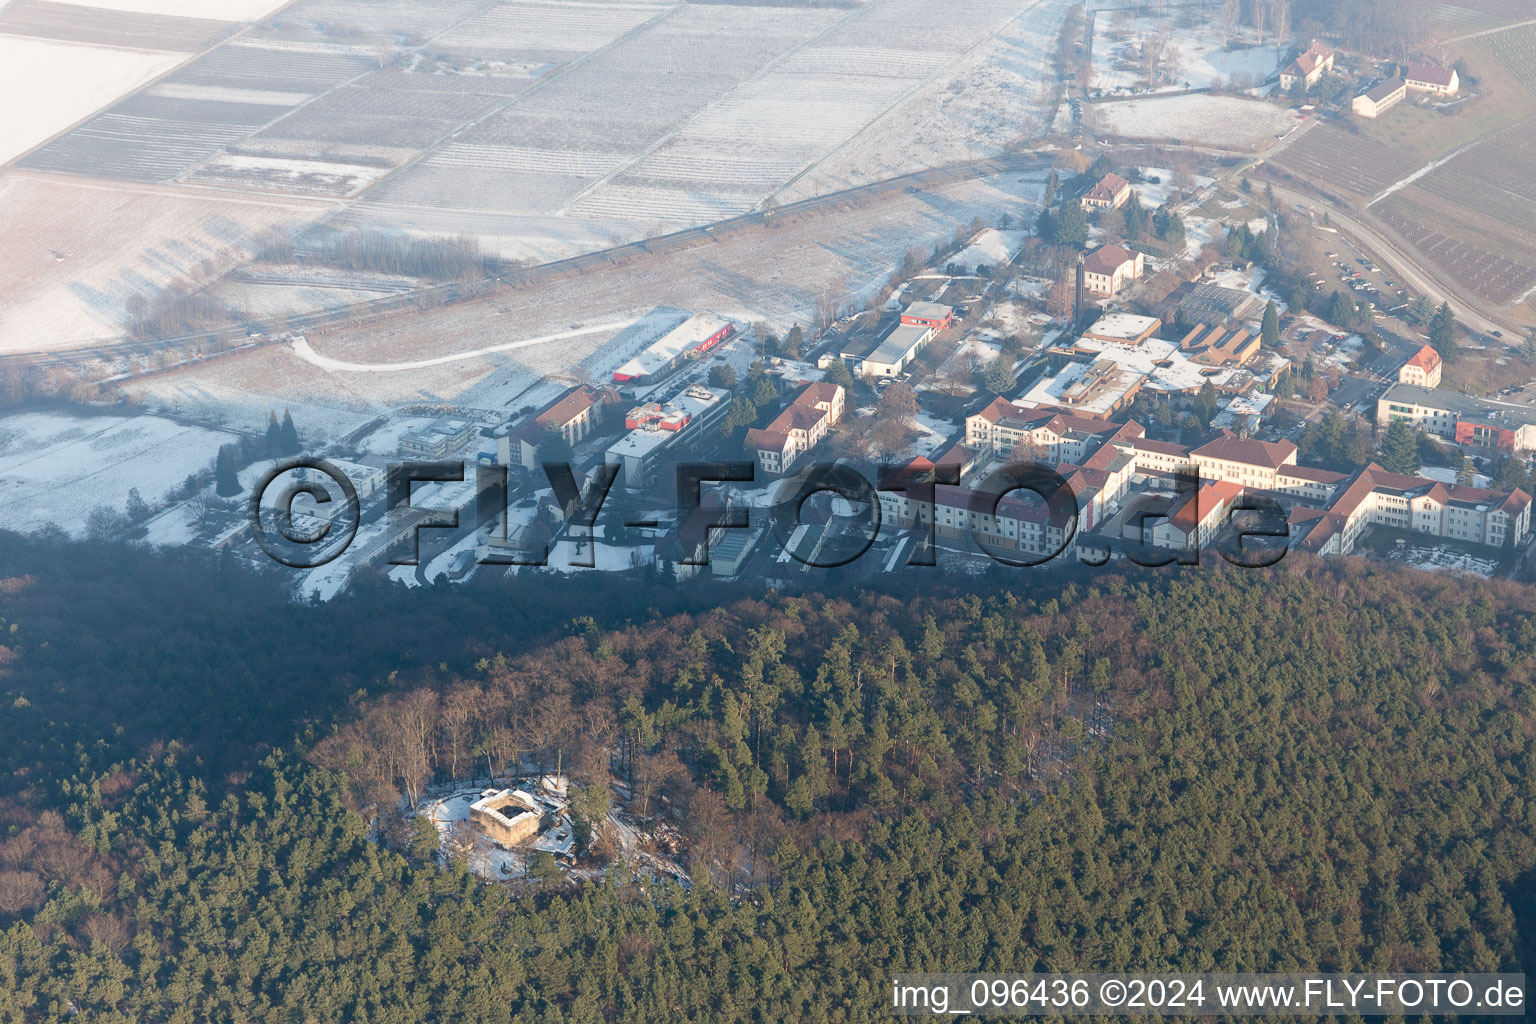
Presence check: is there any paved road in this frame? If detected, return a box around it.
[1267,182,1511,339]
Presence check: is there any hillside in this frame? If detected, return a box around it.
[0,544,1533,1020]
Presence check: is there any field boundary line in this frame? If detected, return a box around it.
[334,1,686,216]
[551,0,874,216]
[761,0,1063,208]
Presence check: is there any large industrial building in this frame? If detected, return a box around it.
[606,383,729,489]
[612,314,737,385]
[1377,383,1536,452]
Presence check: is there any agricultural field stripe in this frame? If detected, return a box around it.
[291,320,632,372]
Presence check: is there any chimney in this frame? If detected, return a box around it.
[1074,252,1087,333]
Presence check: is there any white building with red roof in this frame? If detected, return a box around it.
[1398,345,1443,388]
[745,382,844,475]
[1082,173,1132,211]
[1279,41,1335,92]
[1082,244,1145,297]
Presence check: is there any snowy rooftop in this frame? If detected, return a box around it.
[1071,336,1244,394]
[1083,312,1162,343]
[613,313,734,379]
[606,384,725,460]
[1017,358,1145,417]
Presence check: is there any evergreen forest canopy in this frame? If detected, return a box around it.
[0,534,1533,1021]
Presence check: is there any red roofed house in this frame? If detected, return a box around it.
[745,382,845,474]
[1190,432,1300,490]
[500,385,605,470]
[1290,463,1531,553]
[538,385,603,444]
[1082,244,1145,297]
[1406,62,1459,95]
[1152,480,1245,552]
[964,399,1136,461]
[1398,344,1443,388]
[1279,41,1335,92]
[1081,173,1132,211]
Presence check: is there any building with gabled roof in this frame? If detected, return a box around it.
[745,382,845,475]
[1179,323,1260,367]
[1082,172,1132,211]
[1152,480,1246,552]
[1290,462,1531,553]
[1280,40,1335,91]
[1398,344,1442,388]
[1082,244,1145,297]
[1405,62,1458,95]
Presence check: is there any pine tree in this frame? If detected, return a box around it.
[279,410,301,456]
[1053,201,1089,248]
[1378,418,1421,475]
[1261,300,1281,349]
[1195,381,1220,426]
[985,359,1016,395]
[1429,303,1457,363]
[825,360,854,388]
[783,325,804,358]
[265,412,282,458]
[214,445,240,497]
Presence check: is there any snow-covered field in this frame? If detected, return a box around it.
[1089,11,1281,96]
[0,33,184,165]
[1093,94,1300,150]
[0,174,325,352]
[0,411,237,535]
[949,228,1027,275]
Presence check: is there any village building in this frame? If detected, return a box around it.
[1279,40,1335,91]
[1152,481,1246,552]
[1353,78,1406,118]
[745,382,845,474]
[1377,383,1536,452]
[1398,345,1443,388]
[399,415,476,459]
[861,322,934,378]
[500,385,606,470]
[1081,172,1132,211]
[1179,323,1260,367]
[1082,312,1162,347]
[901,301,954,330]
[606,384,729,490]
[1405,62,1459,95]
[1082,244,1145,297]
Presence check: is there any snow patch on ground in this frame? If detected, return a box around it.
[0,34,184,165]
[1094,94,1299,150]
[0,411,237,536]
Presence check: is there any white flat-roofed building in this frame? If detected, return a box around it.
[1081,312,1162,346]
[400,415,476,459]
[612,313,737,384]
[861,322,935,377]
[606,383,728,490]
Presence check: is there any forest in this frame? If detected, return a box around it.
[0,533,1534,1021]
